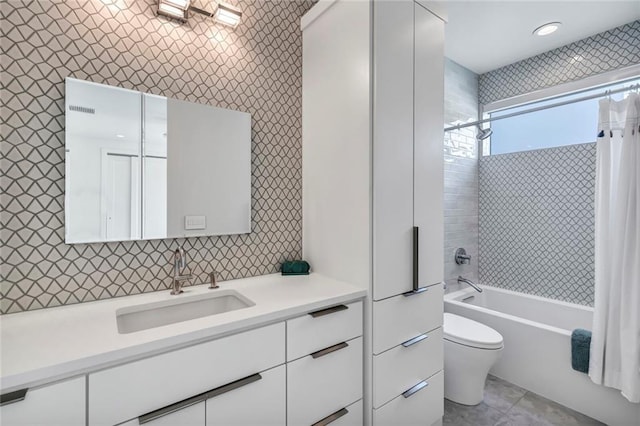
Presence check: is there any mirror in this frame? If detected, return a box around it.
[64,78,251,244]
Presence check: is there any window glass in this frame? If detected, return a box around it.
[487,78,639,155]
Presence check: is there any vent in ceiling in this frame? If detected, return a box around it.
[68,105,95,114]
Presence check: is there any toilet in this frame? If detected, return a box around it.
[443,313,504,405]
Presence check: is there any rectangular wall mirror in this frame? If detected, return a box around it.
[64,78,251,244]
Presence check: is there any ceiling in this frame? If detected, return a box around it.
[444,1,640,74]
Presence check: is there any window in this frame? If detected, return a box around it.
[485,78,640,155]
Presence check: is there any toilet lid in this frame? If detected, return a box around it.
[444,313,504,349]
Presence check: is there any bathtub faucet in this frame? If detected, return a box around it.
[458,276,482,293]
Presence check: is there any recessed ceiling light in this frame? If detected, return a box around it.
[116,134,125,138]
[533,22,562,36]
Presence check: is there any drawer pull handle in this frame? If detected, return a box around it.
[402,381,428,398]
[412,226,419,291]
[205,373,262,400]
[309,304,348,318]
[402,287,428,297]
[311,341,349,359]
[402,333,428,347]
[312,407,349,426]
[138,373,262,424]
[0,389,28,407]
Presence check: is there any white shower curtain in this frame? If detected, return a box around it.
[589,92,640,403]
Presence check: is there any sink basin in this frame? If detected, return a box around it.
[116,290,255,334]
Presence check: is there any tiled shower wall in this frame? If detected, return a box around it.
[443,59,479,288]
[479,20,640,105]
[0,0,315,314]
[475,21,638,305]
[478,144,596,306]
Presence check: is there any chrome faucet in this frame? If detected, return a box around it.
[458,276,482,293]
[171,247,193,295]
[208,271,219,289]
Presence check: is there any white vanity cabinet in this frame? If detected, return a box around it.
[118,366,286,426]
[0,376,85,426]
[91,302,362,426]
[89,322,285,425]
[287,301,364,426]
[0,275,365,426]
[302,0,445,423]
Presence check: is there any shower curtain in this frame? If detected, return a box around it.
[589,92,640,403]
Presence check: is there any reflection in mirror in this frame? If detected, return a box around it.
[64,78,251,244]
[142,94,168,240]
[65,80,142,242]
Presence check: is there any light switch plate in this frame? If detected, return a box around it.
[184,215,206,230]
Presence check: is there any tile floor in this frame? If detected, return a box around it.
[444,375,604,426]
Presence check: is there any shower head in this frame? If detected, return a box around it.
[476,126,493,141]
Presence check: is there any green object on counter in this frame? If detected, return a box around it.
[281,260,310,275]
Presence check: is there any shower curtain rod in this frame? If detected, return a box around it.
[444,83,640,133]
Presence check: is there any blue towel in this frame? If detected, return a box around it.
[571,329,591,374]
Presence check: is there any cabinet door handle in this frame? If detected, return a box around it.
[308,304,348,318]
[402,333,428,347]
[138,373,262,424]
[402,286,428,297]
[138,393,206,424]
[311,341,349,359]
[413,226,419,291]
[204,373,262,400]
[402,380,428,398]
[311,407,349,426]
[0,388,27,407]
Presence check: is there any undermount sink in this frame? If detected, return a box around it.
[116,289,255,334]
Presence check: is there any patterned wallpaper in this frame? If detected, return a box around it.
[478,143,596,306]
[0,0,316,314]
[479,20,640,105]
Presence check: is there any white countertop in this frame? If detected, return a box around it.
[0,273,366,392]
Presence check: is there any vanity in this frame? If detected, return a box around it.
[0,274,366,426]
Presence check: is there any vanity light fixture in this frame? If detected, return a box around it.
[533,22,562,36]
[157,0,242,28]
[157,0,190,21]
[212,2,242,28]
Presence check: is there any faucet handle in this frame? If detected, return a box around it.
[455,248,471,265]
[208,271,219,289]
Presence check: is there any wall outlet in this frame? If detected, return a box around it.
[184,215,206,230]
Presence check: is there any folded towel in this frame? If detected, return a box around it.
[571,329,591,374]
[281,260,310,276]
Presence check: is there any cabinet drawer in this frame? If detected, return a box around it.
[89,322,285,425]
[287,300,362,361]
[373,370,443,426]
[206,364,285,426]
[288,336,363,426]
[0,376,85,426]
[373,284,442,354]
[373,327,443,408]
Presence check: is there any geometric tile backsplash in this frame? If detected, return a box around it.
[1,0,316,314]
[479,20,640,105]
[479,143,596,306]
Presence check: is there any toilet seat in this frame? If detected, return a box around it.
[444,313,503,350]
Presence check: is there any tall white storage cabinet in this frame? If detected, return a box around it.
[302,1,445,425]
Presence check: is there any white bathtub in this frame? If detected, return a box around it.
[444,286,640,425]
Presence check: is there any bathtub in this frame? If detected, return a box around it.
[444,286,640,426]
